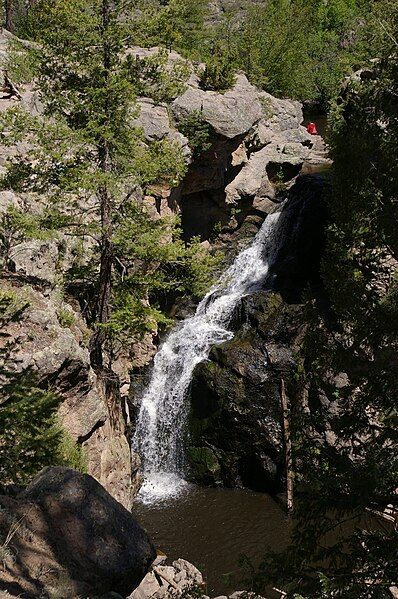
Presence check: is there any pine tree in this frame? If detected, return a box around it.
[0,0,216,370]
[134,0,207,58]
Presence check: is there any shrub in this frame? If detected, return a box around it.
[200,55,236,92]
[56,307,75,328]
[0,289,29,323]
[127,48,190,104]
[0,368,63,486]
[177,110,212,157]
[56,427,87,473]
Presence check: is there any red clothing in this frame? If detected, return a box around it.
[307,122,318,135]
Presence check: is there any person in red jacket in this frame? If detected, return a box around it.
[307,121,318,135]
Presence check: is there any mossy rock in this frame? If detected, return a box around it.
[186,446,221,485]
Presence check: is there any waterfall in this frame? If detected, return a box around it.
[133,204,286,503]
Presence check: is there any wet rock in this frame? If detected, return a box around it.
[0,467,156,598]
[188,291,302,491]
[269,174,329,302]
[187,175,328,491]
[186,446,222,485]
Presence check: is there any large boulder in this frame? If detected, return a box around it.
[171,73,263,139]
[130,559,204,599]
[0,468,156,599]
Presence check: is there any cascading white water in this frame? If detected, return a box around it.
[133,205,286,503]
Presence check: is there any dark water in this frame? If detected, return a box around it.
[133,484,290,596]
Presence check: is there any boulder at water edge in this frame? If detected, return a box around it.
[0,467,156,598]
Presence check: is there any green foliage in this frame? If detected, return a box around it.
[273,167,286,192]
[235,0,315,98]
[177,110,212,157]
[259,96,275,120]
[56,308,75,328]
[199,60,236,93]
[132,0,207,58]
[56,426,87,472]
[3,38,39,84]
[126,48,190,104]
[0,289,29,324]
[199,46,236,92]
[0,204,50,269]
[0,0,219,367]
[0,294,87,484]
[106,201,220,347]
[196,0,394,107]
[134,139,187,189]
[0,368,62,486]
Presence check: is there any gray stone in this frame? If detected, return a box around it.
[172,558,203,586]
[132,98,171,141]
[225,144,274,204]
[172,73,262,139]
[129,558,204,599]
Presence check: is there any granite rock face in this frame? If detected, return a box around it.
[125,48,330,244]
[171,73,263,139]
[170,72,329,244]
[130,558,204,599]
[0,276,139,508]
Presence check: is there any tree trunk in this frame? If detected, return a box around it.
[281,378,294,513]
[90,0,113,369]
[4,0,13,32]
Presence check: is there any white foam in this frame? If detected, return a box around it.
[137,472,190,505]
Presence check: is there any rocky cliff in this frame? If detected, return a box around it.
[0,30,329,505]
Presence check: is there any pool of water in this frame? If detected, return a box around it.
[133,484,290,596]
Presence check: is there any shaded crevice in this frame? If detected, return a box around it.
[77,417,106,444]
